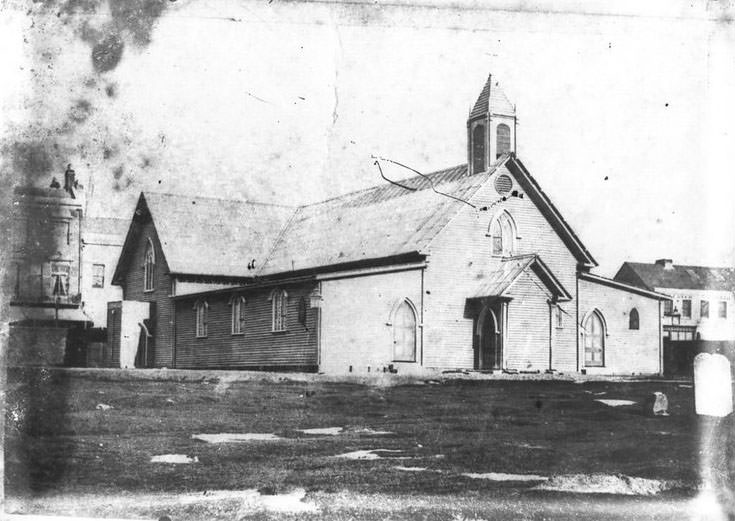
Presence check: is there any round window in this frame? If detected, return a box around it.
[494,174,513,194]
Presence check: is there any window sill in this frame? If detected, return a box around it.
[231,332,244,336]
[143,289,154,294]
[271,329,289,334]
[392,359,417,363]
[196,336,208,339]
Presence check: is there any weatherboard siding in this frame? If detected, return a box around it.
[120,220,174,367]
[578,278,661,375]
[173,283,318,369]
[505,272,552,371]
[423,163,578,371]
[319,269,423,375]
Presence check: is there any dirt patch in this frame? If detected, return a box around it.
[462,472,548,482]
[535,474,676,495]
[299,427,343,435]
[192,433,282,443]
[150,454,198,464]
[595,399,637,407]
[336,449,407,460]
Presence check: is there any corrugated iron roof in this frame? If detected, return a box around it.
[470,74,516,119]
[471,256,536,298]
[257,163,499,275]
[141,192,295,278]
[617,262,735,292]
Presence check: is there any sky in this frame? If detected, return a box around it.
[1,0,734,277]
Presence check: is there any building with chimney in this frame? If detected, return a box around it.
[108,74,668,375]
[615,259,735,342]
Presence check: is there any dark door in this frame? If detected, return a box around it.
[479,306,502,370]
[106,302,122,367]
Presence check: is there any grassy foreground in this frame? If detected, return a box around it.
[3,368,717,519]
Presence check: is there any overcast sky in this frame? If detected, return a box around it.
[2,0,734,276]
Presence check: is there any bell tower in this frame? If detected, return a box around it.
[467,74,517,175]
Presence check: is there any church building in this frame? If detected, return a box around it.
[108,74,668,375]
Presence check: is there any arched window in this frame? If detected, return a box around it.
[392,299,417,362]
[230,295,246,335]
[143,238,155,292]
[496,123,511,158]
[472,124,486,174]
[270,289,288,332]
[489,211,516,257]
[583,310,605,367]
[194,300,208,338]
[629,308,639,330]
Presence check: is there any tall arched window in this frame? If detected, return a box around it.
[194,300,208,338]
[489,211,516,257]
[496,123,511,158]
[143,238,155,292]
[392,299,417,362]
[472,124,486,174]
[270,289,288,332]
[583,310,605,367]
[230,295,246,335]
[629,308,640,330]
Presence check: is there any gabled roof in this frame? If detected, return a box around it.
[470,74,516,119]
[112,154,596,284]
[113,192,294,282]
[580,271,671,300]
[256,162,501,276]
[614,261,735,292]
[471,254,572,302]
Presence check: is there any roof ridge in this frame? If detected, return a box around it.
[141,190,295,209]
[627,261,734,271]
[302,163,469,209]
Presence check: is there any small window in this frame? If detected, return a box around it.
[629,308,639,330]
[92,264,105,288]
[663,299,673,315]
[195,300,208,338]
[701,300,710,318]
[472,124,486,173]
[489,211,516,257]
[143,238,155,292]
[719,301,727,319]
[681,299,691,318]
[51,262,70,297]
[271,289,288,332]
[231,296,246,335]
[496,123,511,158]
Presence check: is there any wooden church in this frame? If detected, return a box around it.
[108,74,669,375]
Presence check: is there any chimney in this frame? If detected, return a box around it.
[655,258,674,270]
[64,164,77,198]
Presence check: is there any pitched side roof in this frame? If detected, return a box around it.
[580,271,671,300]
[471,254,572,301]
[114,192,295,281]
[470,74,516,119]
[256,163,501,276]
[614,262,735,292]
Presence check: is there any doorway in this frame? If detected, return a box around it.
[476,304,503,370]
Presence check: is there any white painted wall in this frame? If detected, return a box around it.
[119,300,150,369]
[319,269,423,375]
[423,163,579,371]
[578,278,661,375]
[656,287,735,341]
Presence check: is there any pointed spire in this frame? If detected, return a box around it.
[469,73,515,119]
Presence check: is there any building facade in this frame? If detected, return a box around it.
[109,74,668,375]
[615,259,735,342]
